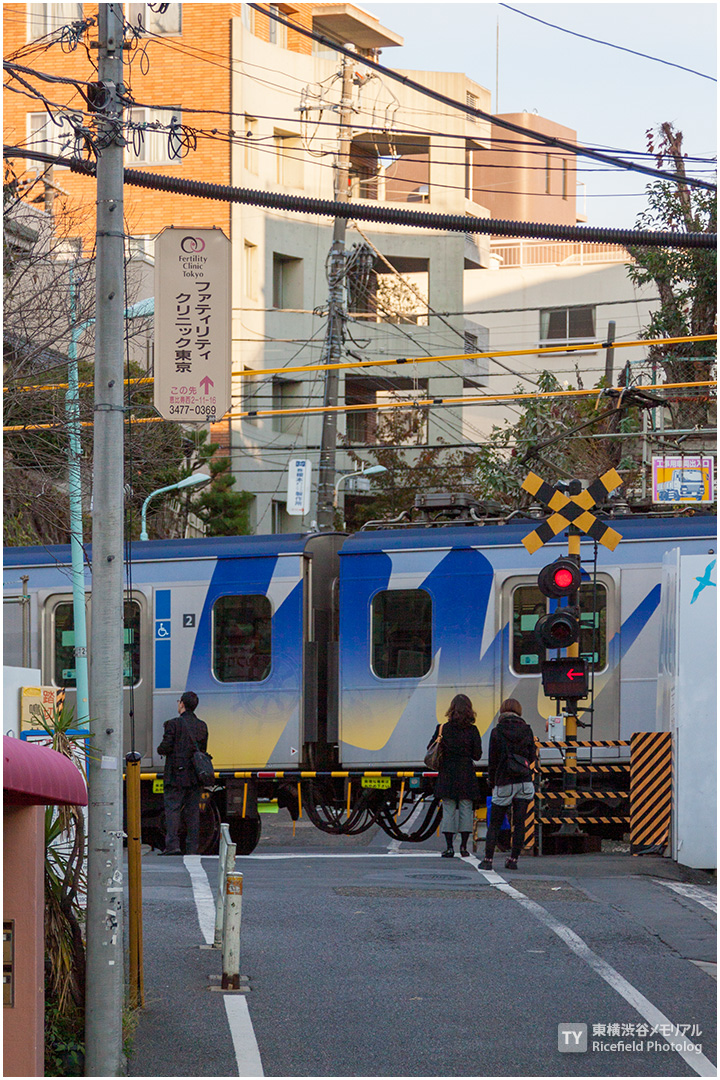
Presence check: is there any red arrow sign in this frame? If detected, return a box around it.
[199,376,214,394]
[566,668,583,680]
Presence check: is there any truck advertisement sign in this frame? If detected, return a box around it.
[652,456,714,504]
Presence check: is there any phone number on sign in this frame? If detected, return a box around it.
[169,405,217,416]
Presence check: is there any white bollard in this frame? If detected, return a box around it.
[214,824,236,948]
[221,872,243,990]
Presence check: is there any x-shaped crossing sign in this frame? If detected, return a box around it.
[521,469,624,553]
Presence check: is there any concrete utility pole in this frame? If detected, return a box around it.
[316,52,355,528]
[85,5,126,1074]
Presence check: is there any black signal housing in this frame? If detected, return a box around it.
[537,557,582,599]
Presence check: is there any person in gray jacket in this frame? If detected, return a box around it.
[480,698,536,871]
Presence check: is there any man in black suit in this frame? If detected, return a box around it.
[157,690,209,855]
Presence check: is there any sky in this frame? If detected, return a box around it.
[361,2,717,228]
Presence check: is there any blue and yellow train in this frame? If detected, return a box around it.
[4,508,715,852]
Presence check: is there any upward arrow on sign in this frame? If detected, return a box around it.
[521,469,624,553]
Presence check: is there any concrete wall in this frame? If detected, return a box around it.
[3,804,45,1078]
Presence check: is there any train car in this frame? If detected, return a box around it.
[3,511,715,852]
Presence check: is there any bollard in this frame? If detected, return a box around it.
[214,824,236,949]
[221,873,243,990]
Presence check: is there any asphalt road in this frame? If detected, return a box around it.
[127,813,716,1078]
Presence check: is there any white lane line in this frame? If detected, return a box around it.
[229,851,443,860]
[474,866,716,1078]
[183,854,216,944]
[386,801,430,853]
[654,879,717,914]
[224,996,264,1077]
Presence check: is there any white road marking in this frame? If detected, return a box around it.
[474,866,716,1077]
[224,996,264,1077]
[386,801,430,852]
[203,851,443,860]
[184,854,216,944]
[185,857,265,1076]
[654,879,717,914]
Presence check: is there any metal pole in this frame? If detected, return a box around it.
[214,824,236,949]
[67,267,90,728]
[316,52,355,529]
[21,575,30,668]
[85,6,126,1074]
[604,320,616,387]
[125,752,144,1008]
[221,873,244,990]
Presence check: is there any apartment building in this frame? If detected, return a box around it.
[6,3,633,531]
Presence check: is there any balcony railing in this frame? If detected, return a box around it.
[491,241,632,268]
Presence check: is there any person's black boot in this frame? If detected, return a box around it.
[441,832,455,857]
[459,831,470,857]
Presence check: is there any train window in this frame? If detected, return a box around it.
[53,602,78,688]
[511,583,607,674]
[213,595,272,682]
[53,599,141,687]
[371,589,432,679]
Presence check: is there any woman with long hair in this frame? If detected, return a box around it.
[428,693,482,857]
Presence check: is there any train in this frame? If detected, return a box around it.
[3,501,716,854]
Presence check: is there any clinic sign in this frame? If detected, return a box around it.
[154,228,231,423]
[652,456,714,504]
[287,459,312,515]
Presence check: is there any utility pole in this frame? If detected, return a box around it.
[85,5,126,1075]
[316,51,355,528]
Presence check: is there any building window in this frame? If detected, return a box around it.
[241,4,255,32]
[128,3,182,35]
[272,253,303,309]
[126,235,155,261]
[267,4,287,46]
[244,241,258,299]
[511,583,607,675]
[272,378,303,435]
[244,116,258,174]
[27,3,82,41]
[371,589,432,679]
[274,131,303,189]
[345,376,428,445]
[545,154,551,194]
[125,107,182,165]
[465,91,477,122]
[213,595,272,682]
[540,305,595,347]
[562,158,569,199]
[242,367,261,426]
[27,112,82,168]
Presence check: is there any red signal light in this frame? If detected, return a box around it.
[553,566,575,590]
[537,557,582,599]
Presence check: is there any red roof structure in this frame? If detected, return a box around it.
[3,736,88,807]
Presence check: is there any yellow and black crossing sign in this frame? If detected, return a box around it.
[521,469,624,553]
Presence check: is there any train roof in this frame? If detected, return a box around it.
[339,514,717,554]
[2,532,318,568]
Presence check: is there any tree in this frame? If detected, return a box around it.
[626,123,717,432]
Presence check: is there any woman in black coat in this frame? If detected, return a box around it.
[428,694,482,858]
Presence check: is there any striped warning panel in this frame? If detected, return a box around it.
[522,798,536,853]
[540,816,628,825]
[540,765,628,774]
[630,731,672,855]
[540,790,629,800]
[537,740,630,749]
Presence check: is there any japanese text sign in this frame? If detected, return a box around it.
[154,228,231,424]
[652,456,714,504]
[287,459,312,515]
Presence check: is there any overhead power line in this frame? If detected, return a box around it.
[4,145,713,249]
[500,4,717,83]
[249,3,716,193]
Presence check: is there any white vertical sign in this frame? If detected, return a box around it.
[287,459,312,515]
[154,227,231,423]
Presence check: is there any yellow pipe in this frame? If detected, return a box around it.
[395,780,405,823]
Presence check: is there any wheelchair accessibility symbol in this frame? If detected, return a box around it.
[155,620,171,639]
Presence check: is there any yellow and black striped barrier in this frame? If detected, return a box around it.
[630,731,672,855]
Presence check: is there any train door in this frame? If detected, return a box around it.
[42,591,153,763]
[499,572,619,740]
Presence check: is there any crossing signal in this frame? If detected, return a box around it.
[535,557,581,650]
[537,557,582,599]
